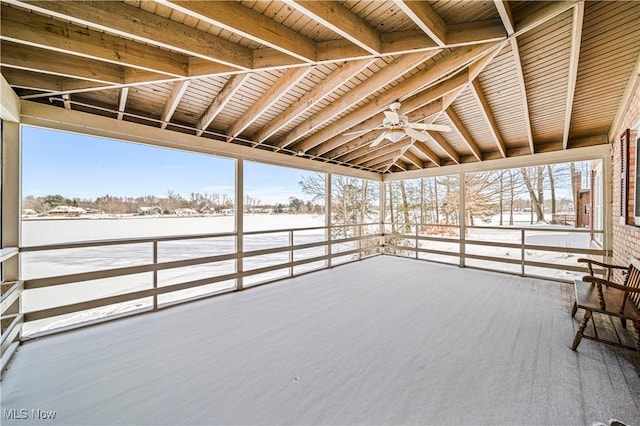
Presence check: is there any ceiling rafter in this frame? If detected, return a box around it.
[285,0,382,55]
[0,5,186,77]
[1,67,105,93]
[469,79,507,157]
[426,130,460,164]
[13,0,252,70]
[294,42,498,154]
[393,0,447,47]
[161,80,191,130]
[62,94,71,110]
[412,142,442,167]
[227,66,312,142]
[336,134,387,163]
[493,0,515,36]
[195,74,251,137]
[314,70,469,157]
[0,41,124,85]
[509,38,534,154]
[402,150,424,169]
[161,0,316,63]
[277,51,436,151]
[256,59,374,144]
[562,2,584,149]
[325,41,506,169]
[444,107,482,161]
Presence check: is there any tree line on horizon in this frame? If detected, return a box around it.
[22,191,323,215]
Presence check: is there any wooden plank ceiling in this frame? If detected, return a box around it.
[2,0,639,174]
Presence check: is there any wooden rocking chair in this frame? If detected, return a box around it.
[571,258,640,351]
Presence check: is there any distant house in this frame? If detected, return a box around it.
[44,206,86,217]
[174,208,198,216]
[200,206,217,215]
[139,206,163,216]
[22,208,38,217]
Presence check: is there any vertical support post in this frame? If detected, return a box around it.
[2,121,21,344]
[357,224,362,260]
[521,229,526,275]
[459,172,466,267]
[289,229,293,276]
[415,223,419,259]
[152,240,158,310]
[379,180,385,254]
[2,120,20,284]
[326,173,332,268]
[420,178,425,225]
[236,159,244,290]
[601,146,613,262]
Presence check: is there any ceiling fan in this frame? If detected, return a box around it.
[345,100,451,147]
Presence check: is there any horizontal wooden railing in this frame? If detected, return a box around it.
[9,221,605,343]
[1,246,22,375]
[383,223,606,280]
[18,223,383,339]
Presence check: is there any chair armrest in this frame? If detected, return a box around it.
[577,258,627,279]
[582,276,640,293]
[577,258,627,270]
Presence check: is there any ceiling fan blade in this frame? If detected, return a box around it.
[405,127,430,143]
[370,132,387,147]
[343,126,383,136]
[384,111,400,123]
[408,122,451,132]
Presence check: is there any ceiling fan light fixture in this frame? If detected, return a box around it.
[386,129,405,142]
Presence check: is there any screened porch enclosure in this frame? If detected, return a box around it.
[2,0,640,424]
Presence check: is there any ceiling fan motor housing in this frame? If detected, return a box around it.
[383,113,408,128]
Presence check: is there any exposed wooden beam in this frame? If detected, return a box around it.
[426,130,460,164]
[227,67,311,142]
[402,149,425,169]
[286,1,381,55]
[161,80,191,130]
[393,0,447,47]
[277,51,436,150]
[510,38,534,154]
[316,71,469,157]
[117,87,128,120]
[195,74,250,137]
[469,79,506,157]
[444,107,482,161]
[1,4,186,77]
[331,133,381,163]
[1,68,105,93]
[447,20,506,47]
[255,59,374,143]
[562,2,584,150]
[296,42,497,154]
[0,41,124,85]
[412,142,442,167]
[162,0,316,63]
[493,0,515,36]
[514,1,579,37]
[359,148,404,168]
[15,0,252,70]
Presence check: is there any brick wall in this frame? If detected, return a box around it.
[611,77,640,280]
